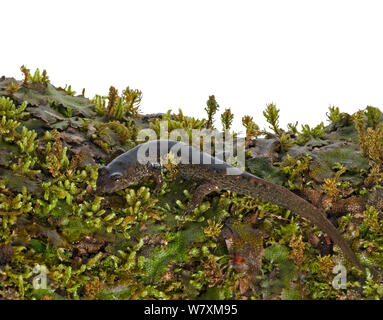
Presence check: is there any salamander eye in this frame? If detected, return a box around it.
[110,172,123,182]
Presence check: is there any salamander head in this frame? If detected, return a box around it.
[96,166,123,193]
[96,163,139,194]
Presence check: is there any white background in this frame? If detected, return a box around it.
[2,0,383,133]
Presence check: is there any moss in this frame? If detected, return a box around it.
[92,120,137,152]
[263,103,282,136]
[203,218,223,240]
[298,122,325,144]
[275,153,313,189]
[92,85,142,120]
[259,245,298,298]
[150,109,206,143]
[0,97,28,120]
[204,95,219,129]
[2,67,383,300]
[312,145,368,184]
[326,106,344,123]
[63,85,76,97]
[220,108,234,131]
[242,115,261,146]
[247,157,287,185]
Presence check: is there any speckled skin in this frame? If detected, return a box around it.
[97,140,362,270]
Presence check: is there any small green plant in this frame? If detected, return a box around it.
[353,109,383,170]
[31,69,42,83]
[20,65,49,88]
[92,95,106,116]
[123,86,142,117]
[172,109,206,130]
[263,103,282,136]
[92,85,142,120]
[203,218,223,240]
[20,65,31,84]
[288,234,306,266]
[260,245,298,298]
[121,186,160,224]
[63,106,73,118]
[277,133,294,153]
[221,108,234,131]
[150,109,205,142]
[298,122,325,143]
[0,116,20,140]
[73,196,123,234]
[353,110,366,148]
[16,126,38,154]
[275,153,312,189]
[64,85,76,96]
[287,122,299,134]
[362,205,382,234]
[5,82,21,97]
[242,115,261,146]
[365,163,383,187]
[0,97,28,120]
[326,106,344,123]
[109,97,125,121]
[48,100,72,118]
[363,271,383,299]
[205,95,220,129]
[40,69,49,85]
[42,130,70,177]
[365,106,381,129]
[322,165,347,200]
[92,120,136,152]
[0,186,32,216]
[11,155,41,177]
[0,100,37,156]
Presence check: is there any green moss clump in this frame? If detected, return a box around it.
[92,85,142,120]
[204,95,219,129]
[0,97,28,120]
[150,109,206,142]
[263,103,282,136]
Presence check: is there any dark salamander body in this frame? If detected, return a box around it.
[97,139,363,270]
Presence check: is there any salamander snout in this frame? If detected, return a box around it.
[96,166,124,193]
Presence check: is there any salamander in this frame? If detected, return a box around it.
[96,139,363,270]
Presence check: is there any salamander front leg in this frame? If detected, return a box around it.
[182,182,220,216]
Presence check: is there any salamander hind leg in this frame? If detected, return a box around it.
[182,182,220,216]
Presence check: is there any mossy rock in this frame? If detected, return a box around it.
[325,124,360,144]
[0,141,18,166]
[247,157,287,185]
[310,144,369,184]
[16,84,96,119]
[0,167,42,195]
[22,118,50,134]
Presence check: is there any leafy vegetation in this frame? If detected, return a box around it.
[92,85,142,120]
[1,67,383,300]
[205,95,220,129]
